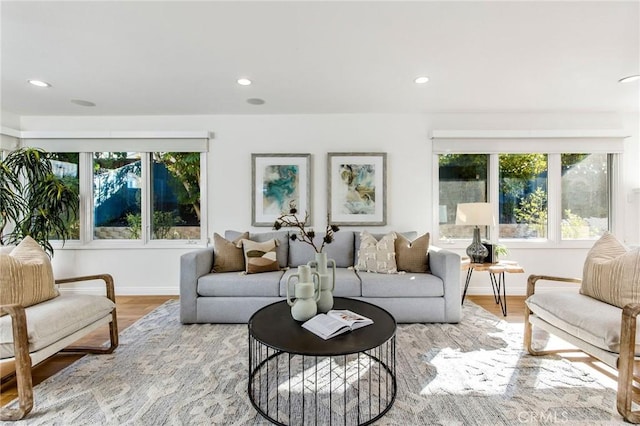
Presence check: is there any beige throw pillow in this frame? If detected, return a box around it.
[580,232,640,308]
[356,231,398,274]
[395,233,430,273]
[240,239,280,274]
[0,236,58,315]
[211,232,249,273]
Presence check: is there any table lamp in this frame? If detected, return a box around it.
[455,202,495,263]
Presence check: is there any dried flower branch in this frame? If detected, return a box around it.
[274,205,339,253]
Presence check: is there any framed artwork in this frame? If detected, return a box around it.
[252,153,311,227]
[328,152,387,226]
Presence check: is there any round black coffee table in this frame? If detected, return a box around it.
[248,297,397,426]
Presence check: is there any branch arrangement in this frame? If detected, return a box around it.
[273,207,339,253]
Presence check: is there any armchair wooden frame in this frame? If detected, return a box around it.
[0,274,118,421]
[524,274,640,424]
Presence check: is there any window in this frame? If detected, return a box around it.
[93,152,142,240]
[561,153,609,240]
[19,132,208,247]
[438,154,488,239]
[90,151,201,242]
[49,152,80,240]
[150,152,201,240]
[499,154,548,240]
[436,151,613,244]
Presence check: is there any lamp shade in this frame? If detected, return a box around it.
[455,203,496,227]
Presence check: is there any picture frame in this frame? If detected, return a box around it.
[328,152,387,226]
[252,153,311,227]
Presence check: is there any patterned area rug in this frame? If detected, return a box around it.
[3,300,623,425]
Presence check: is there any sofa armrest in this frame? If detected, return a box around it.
[429,246,461,322]
[180,247,214,323]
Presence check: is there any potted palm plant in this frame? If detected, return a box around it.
[0,148,79,257]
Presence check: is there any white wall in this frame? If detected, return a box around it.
[14,112,640,296]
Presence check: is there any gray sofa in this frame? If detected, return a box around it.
[180,230,461,323]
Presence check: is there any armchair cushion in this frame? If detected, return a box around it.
[0,236,58,314]
[526,291,640,355]
[0,292,115,358]
[580,232,640,308]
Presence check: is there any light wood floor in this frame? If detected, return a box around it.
[1,295,614,408]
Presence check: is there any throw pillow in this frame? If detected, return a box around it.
[0,236,58,315]
[211,232,249,273]
[580,232,640,308]
[395,233,430,273]
[355,231,398,274]
[240,239,280,274]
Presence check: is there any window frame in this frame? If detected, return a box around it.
[19,131,210,250]
[55,152,207,249]
[431,130,626,249]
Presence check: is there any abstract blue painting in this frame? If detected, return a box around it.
[252,154,311,226]
[262,164,299,215]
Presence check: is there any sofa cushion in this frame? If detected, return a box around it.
[580,232,640,308]
[198,271,284,297]
[526,292,640,355]
[395,233,430,273]
[355,231,398,274]
[359,271,444,297]
[0,292,115,358]
[0,236,58,315]
[226,230,289,269]
[240,239,280,274]
[212,232,248,273]
[279,267,362,297]
[289,232,355,268]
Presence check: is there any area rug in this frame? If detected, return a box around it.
[3,301,624,425]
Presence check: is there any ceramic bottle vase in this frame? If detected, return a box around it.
[307,252,336,313]
[286,265,320,321]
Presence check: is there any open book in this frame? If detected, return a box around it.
[302,310,373,340]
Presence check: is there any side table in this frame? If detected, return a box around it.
[461,259,524,316]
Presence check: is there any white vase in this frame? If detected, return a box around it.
[307,252,336,313]
[286,265,320,321]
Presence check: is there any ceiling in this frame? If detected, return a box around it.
[2,1,639,117]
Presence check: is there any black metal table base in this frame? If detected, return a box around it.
[248,335,397,426]
[462,268,508,316]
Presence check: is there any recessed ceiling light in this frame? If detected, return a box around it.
[247,98,265,105]
[71,99,96,107]
[27,79,52,88]
[414,76,429,84]
[237,78,252,86]
[618,75,640,83]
